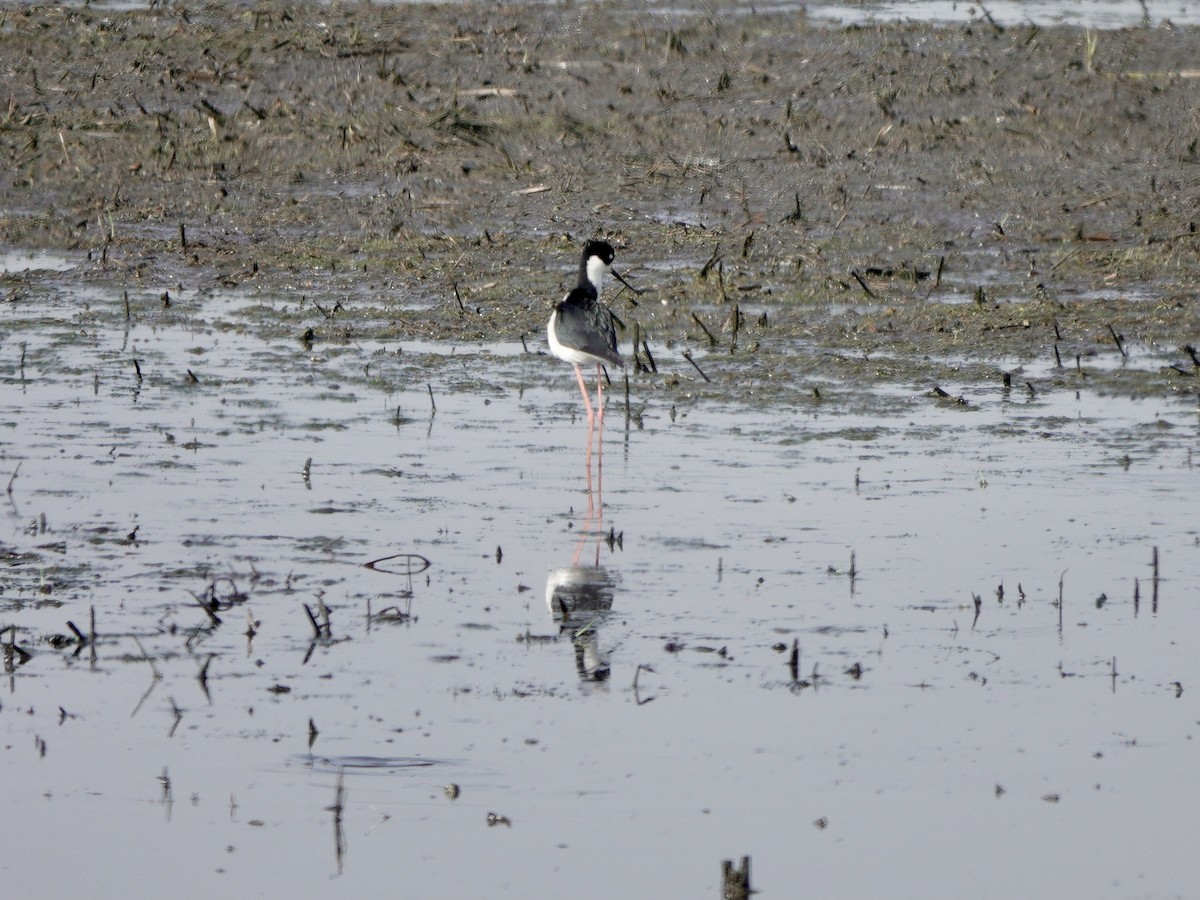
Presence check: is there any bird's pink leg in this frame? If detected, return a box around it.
[594,364,605,512]
[574,363,597,508]
[573,363,595,429]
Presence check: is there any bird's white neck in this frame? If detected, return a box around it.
[585,255,609,293]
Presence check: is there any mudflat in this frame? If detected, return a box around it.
[2,1,1199,395]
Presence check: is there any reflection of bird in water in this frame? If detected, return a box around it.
[547,240,638,498]
[546,563,617,682]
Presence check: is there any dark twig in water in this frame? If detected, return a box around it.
[850,269,874,298]
[1108,323,1127,359]
[978,2,1004,34]
[1151,545,1159,614]
[690,312,717,347]
[168,696,183,737]
[641,338,657,373]
[5,626,32,671]
[302,602,327,639]
[363,552,431,575]
[133,635,161,680]
[681,349,711,383]
[1057,570,1066,637]
[329,770,346,875]
[197,653,214,699]
[633,664,656,705]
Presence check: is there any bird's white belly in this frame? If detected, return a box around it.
[547,310,596,365]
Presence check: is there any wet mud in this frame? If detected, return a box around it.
[3,0,1200,401]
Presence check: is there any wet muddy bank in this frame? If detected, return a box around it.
[2,0,1200,404]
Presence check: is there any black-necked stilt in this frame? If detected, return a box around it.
[547,239,635,433]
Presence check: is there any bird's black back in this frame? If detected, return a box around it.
[555,283,622,368]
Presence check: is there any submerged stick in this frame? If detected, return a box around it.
[1108,323,1127,359]
[1057,570,1066,637]
[1152,546,1159,613]
[681,349,711,383]
[641,339,657,374]
[690,312,718,347]
[132,635,162,680]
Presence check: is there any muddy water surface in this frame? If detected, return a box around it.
[2,260,1199,898]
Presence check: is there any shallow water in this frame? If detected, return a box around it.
[808,0,1200,28]
[2,269,1198,898]
[26,0,1200,28]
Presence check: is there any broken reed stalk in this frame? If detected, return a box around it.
[1152,546,1159,613]
[427,383,437,414]
[1057,571,1066,636]
[197,653,213,689]
[641,339,657,373]
[1108,323,1127,359]
[681,349,711,383]
[690,312,718,347]
[729,304,740,353]
[302,602,324,638]
[132,635,162,680]
[850,269,874,298]
[721,855,752,900]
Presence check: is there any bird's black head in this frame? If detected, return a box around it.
[582,240,616,266]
